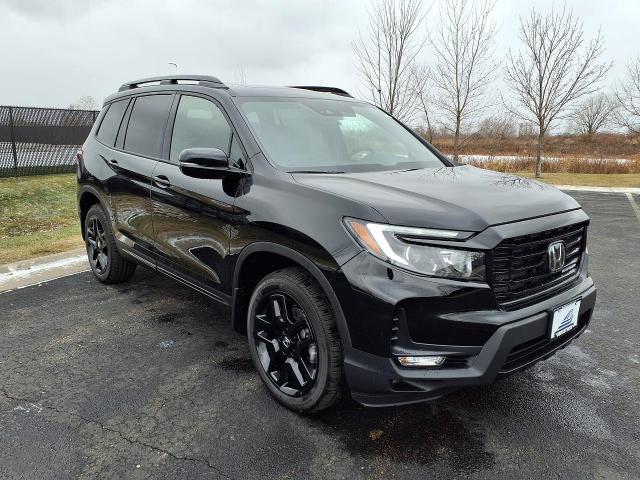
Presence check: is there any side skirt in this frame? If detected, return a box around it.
[120,246,231,307]
[157,265,231,306]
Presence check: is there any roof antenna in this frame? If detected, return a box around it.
[168,62,179,74]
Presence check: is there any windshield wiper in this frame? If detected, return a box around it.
[288,170,345,174]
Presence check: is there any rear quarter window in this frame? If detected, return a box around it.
[124,94,173,158]
[96,99,128,146]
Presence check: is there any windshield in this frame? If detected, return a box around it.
[238,97,445,173]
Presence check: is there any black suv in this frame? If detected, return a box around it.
[77,75,596,412]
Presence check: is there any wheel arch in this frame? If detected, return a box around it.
[78,186,110,240]
[231,242,352,348]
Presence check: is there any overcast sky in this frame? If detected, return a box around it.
[0,0,637,110]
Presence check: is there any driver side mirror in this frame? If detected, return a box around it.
[179,148,247,179]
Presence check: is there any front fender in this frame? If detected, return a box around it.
[231,241,352,348]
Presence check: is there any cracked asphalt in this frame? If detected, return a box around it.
[1,191,639,479]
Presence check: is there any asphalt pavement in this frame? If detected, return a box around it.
[1,191,639,479]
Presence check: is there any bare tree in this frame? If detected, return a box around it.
[613,56,640,135]
[569,93,616,134]
[476,113,517,139]
[518,122,536,137]
[504,6,610,177]
[430,0,498,160]
[353,0,426,122]
[410,64,434,142]
[69,95,97,110]
[474,112,517,158]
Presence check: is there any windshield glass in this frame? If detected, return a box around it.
[238,97,445,173]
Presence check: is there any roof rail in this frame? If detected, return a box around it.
[289,86,353,97]
[118,75,225,92]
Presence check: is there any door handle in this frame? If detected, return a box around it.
[108,159,119,166]
[153,175,171,188]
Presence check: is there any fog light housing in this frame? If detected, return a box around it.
[397,355,445,367]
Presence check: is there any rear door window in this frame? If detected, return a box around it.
[96,99,128,146]
[170,95,232,162]
[124,94,173,158]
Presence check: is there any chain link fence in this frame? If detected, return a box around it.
[0,105,99,177]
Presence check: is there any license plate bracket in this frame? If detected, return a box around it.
[550,299,581,339]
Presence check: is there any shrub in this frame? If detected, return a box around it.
[462,156,640,174]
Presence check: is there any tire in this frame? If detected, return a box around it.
[85,204,136,284]
[247,267,344,413]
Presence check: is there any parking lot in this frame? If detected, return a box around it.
[1,191,639,479]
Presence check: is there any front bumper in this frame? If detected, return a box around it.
[333,209,597,407]
[343,276,596,407]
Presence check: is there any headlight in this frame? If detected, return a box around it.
[343,218,485,280]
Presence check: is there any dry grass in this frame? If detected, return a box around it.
[515,172,640,188]
[0,225,83,264]
[464,157,640,174]
[432,132,640,160]
[430,131,640,175]
[0,174,82,264]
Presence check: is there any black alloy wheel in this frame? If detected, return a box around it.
[247,267,344,413]
[84,204,136,284]
[86,216,109,275]
[253,292,319,396]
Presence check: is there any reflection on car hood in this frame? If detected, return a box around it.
[292,165,581,231]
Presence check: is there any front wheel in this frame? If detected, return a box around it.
[247,267,344,413]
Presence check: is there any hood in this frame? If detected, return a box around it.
[292,165,581,231]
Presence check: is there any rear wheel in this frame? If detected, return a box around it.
[85,204,136,284]
[247,267,343,413]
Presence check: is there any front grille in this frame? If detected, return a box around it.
[490,222,587,310]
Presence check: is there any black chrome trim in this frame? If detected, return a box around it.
[122,248,155,268]
[157,266,230,305]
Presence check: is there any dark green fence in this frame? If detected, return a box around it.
[0,105,99,177]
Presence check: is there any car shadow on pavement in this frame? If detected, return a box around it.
[314,396,495,473]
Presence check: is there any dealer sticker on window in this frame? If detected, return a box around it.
[550,299,581,339]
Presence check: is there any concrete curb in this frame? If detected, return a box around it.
[0,248,89,293]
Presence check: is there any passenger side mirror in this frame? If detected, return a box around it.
[179,148,246,179]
